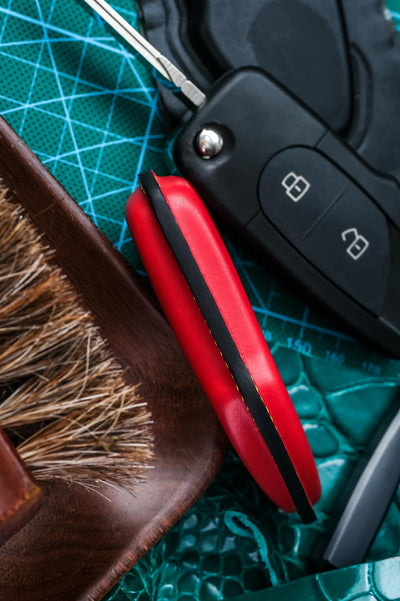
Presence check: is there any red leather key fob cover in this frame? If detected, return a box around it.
[126,172,321,521]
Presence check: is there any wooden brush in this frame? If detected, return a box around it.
[0,183,153,543]
[0,115,225,601]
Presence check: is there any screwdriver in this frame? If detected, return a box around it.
[80,0,205,108]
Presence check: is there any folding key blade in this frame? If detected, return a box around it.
[80,0,206,107]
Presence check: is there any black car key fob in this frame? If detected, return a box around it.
[174,68,400,357]
[84,0,400,356]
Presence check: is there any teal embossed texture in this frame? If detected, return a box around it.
[0,2,399,600]
[105,349,400,600]
[231,557,400,601]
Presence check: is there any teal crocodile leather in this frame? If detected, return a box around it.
[232,557,400,601]
[105,348,400,600]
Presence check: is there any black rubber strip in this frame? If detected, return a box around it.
[139,171,316,523]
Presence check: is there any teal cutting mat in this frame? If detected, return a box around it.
[1,2,400,601]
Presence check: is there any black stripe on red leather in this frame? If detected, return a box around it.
[139,171,316,523]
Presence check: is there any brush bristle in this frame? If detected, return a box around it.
[0,187,153,489]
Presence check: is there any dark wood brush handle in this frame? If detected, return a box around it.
[0,428,42,545]
[0,115,226,601]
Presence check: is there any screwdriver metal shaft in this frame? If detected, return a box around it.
[80,0,206,107]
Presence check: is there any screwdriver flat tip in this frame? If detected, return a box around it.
[80,0,206,108]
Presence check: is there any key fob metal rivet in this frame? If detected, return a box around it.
[196,128,224,159]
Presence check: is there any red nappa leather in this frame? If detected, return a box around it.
[126,175,321,512]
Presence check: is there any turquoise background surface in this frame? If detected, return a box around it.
[0,2,400,599]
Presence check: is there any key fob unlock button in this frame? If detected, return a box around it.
[258,147,348,242]
[301,185,390,315]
